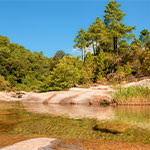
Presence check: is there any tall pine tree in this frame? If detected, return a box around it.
[104,1,135,53]
[87,17,108,55]
[73,28,87,61]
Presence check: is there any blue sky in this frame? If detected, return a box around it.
[0,0,150,57]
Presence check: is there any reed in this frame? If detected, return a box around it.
[114,86,150,104]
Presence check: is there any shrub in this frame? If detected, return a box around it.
[41,56,89,91]
[142,48,150,75]
[84,52,96,82]
[0,76,9,91]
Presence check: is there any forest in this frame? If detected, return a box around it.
[0,0,150,92]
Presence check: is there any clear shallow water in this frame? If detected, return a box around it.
[1,101,150,129]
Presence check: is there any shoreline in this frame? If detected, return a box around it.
[1,79,150,106]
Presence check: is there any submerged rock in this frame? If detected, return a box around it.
[94,121,131,134]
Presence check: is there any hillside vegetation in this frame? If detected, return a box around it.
[0,0,150,92]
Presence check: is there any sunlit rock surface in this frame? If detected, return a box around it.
[1,79,150,105]
[0,86,114,105]
[0,138,56,150]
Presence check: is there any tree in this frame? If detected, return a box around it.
[142,48,150,74]
[96,50,108,80]
[54,50,66,59]
[42,56,89,91]
[118,40,130,55]
[49,50,67,71]
[74,28,87,61]
[139,29,150,48]
[0,35,10,47]
[84,52,96,81]
[104,1,135,52]
[0,76,9,91]
[87,17,109,55]
[124,62,132,77]
[131,38,142,50]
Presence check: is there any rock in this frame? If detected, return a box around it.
[100,99,110,106]
[0,138,56,150]
[17,95,22,98]
[0,85,114,105]
[94,121,131,134]
[123,79,150,88]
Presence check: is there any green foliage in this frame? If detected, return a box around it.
[84,52,96,81]
[1,0,150,91]
[49,50,67,71]
[41,56,89,91]
[142,48,150,74]
[74,28,87,60]
[96,50,108,80]
[118,40,130,55]
[139,29,150,46]
[87,17,109,55]
[114,86,150,103]
[0,35,50,91]
[104,1,135,52]
[124,62,132,77]
[0,76,9,91]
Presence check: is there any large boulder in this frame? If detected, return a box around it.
[0,86,114,105]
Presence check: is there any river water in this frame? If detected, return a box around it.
[1,101,150,149]
[1,101,150,130]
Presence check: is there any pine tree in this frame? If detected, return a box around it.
[96,50,107,80]
[84,52,96,81]
[104,1,135,52]
[87,17,108,55]
[73,28,87,61]
[142,48,150,74]
[139,29,150,48]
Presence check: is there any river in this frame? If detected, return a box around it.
[1,101,150,130]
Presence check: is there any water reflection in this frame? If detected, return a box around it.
[1,101,150,130]
[115,106,150,129]
[23,103,114,120]
[23,103,150,129]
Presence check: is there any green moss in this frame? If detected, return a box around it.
[94,121,132,134]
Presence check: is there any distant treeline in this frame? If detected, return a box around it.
[0,0,150,92]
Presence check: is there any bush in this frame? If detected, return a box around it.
[96,50,109,81]
[0,76,9,91]
[142,48,150,75]
[84,52,96,82]
[41,56,89,91]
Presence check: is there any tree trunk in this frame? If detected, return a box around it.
[113,37,118,52]
[82,48,83,61]
[83,47,85,62]
[93,41,96,55]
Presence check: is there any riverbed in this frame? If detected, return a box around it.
[1,101,150,149]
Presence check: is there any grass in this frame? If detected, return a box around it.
[114,86,150,104]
